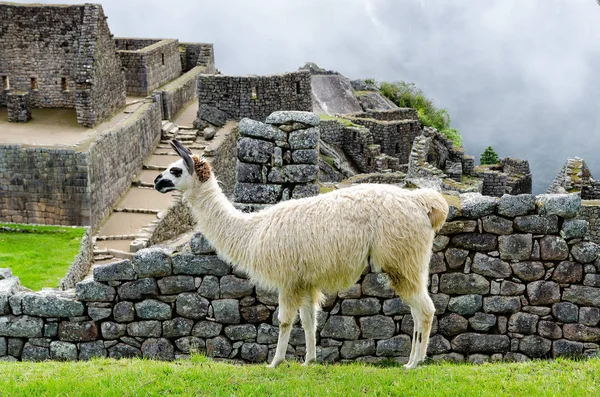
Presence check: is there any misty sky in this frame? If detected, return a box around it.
[13,0,600,193]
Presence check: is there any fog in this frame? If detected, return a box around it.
[13,0,600,193]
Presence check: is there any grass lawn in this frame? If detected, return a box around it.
[0,357,599,396]
[0,223,87,291]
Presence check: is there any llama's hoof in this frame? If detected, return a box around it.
[268,359,283,368]
[403,362,418,369]
[302,358,316,366]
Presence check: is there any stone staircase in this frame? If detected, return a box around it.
[91,120,208,272]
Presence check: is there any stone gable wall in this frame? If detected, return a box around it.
[197,72,312,122]
[0,3,125,127]
[2,192,600,363]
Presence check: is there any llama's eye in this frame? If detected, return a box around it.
[170,167,182,177]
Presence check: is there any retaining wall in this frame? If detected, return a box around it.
[1,192,600,363]
[0,100,162,229]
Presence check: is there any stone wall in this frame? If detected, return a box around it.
[179,43,215,74]
[0,145,91,225]
[1,192,600,363]
[88,101,162,228]
[0,100,161,229]
[59,228,93,290]
[0,3,125,127]
[345,109,418,122]
[153,66,207,121]
[197,72,312,122]
[116,39,182,96]
[7,92,31,123]
[348,118,421,166]
[474,158,532,197]
[234,112,320,204]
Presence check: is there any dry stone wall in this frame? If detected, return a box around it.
[0,3,125,127]
[1,192,600,363]
[234,111,320,204]
[197,72,312,123]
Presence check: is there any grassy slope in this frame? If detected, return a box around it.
[0,223,86,290]
[0,357,599,397]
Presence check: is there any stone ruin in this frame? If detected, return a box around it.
[0,2,215,127]
[234,111,320,205]
[547,157,600,200]
[406,127,532,196]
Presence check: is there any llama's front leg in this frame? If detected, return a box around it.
[299,293,318,365]
[269,298,297,368]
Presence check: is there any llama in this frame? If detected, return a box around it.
[154,139,449,368]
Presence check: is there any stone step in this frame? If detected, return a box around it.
[161,122,175,132]
[143,164,166,171]
[93,239,136,258]
[114,207,160,214]
[117,186,175,211]
[96,211,158,237]
[145,154,179,168]
[169,126,179,134]
[93,254,114,261]
[95,234,142,241]
[136,170,161,186]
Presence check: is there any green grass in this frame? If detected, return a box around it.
[0,357,599,396]
[0,223,86,290]
[318,114,360,128]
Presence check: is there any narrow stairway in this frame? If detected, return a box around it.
[90,120,207,273]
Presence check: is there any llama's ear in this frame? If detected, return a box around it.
[192,156,212,183]
[170,140,194,175]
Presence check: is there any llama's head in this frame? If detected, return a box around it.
[154,139,212,193]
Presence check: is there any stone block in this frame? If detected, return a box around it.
[58,321,97,342]
[451,333,510,354]
[320,316,360,340]
[157,276,196,295]
[133,248,172,278]
[234,183,283,204]
[142,338,175,361]
[163,317,194,338]
[176,293,209,320]
[472,253,512,278]
[265,111,320,126]
[539,236,569,261]
[439,273,490,295]
[212,299,240,324]
[510,262,545,281]
[497,194,536,217]
[498,234,533,261]
[93,260,135,282]
[135,299,172,320]
[447,295,483,316]
[118,278,158,300]
[75,280,116,302]
[21,292,84,317]
[452,234,497,251]
[535,194,581,218]
[528,281,561,305]
[552,262,583,284]
[172,254,230,276]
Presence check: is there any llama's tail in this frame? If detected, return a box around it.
[412,189,449,233]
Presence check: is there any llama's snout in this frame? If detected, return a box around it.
[154,174,175,193]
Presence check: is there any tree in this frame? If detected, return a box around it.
[480,146,499,165]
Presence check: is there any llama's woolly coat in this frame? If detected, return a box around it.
[186,177,447,299]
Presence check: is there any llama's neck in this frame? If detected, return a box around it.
[183,176,254,268]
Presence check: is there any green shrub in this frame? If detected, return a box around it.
[378,81,462,146]
[480,146,500,165]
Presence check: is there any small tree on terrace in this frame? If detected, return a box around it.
[480,146,499,165]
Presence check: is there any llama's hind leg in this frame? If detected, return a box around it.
[403,290,435,369]
[269,294,300,368]
[299,288,321,365]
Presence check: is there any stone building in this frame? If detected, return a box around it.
[196,71,312,124]
[0,3,126,127]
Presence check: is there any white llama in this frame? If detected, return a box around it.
[154,140,449,368]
